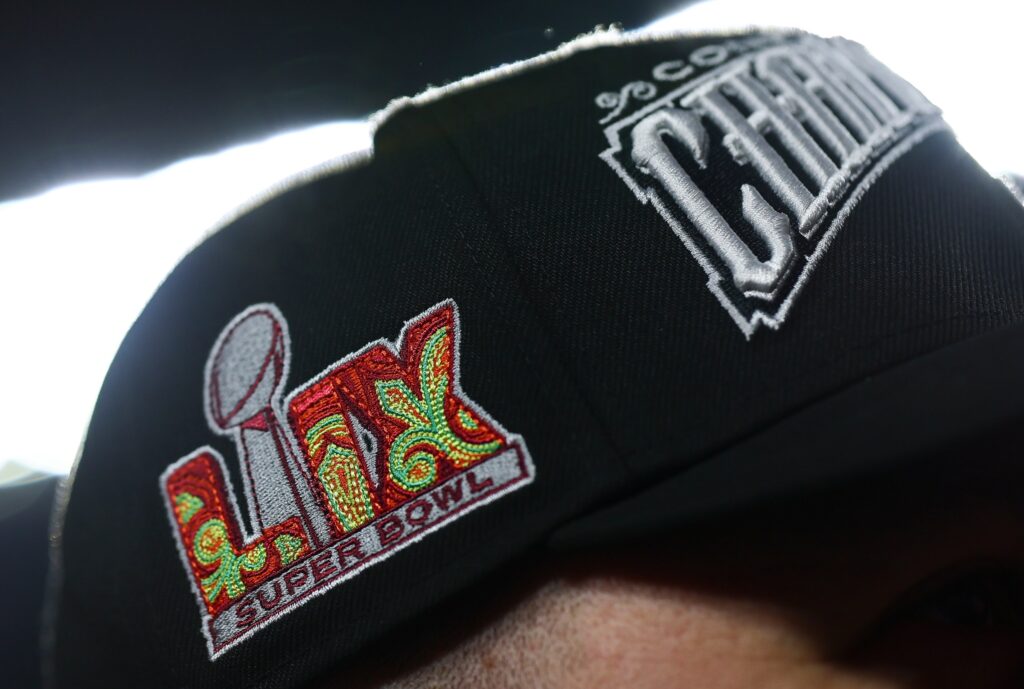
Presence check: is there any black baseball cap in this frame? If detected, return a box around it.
[46,27,1024,689]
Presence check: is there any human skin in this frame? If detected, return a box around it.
[528,503,1024,689]
[322,463,1024,689]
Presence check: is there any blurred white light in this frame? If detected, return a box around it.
[646,0,1024,176]
[0,121,372,477]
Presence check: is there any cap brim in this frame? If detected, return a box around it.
[551,319,1024,549]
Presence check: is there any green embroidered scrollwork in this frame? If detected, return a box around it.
[273,533,305,565]
[174,492,204,524]
[305,414,350,459]
[193,518,267,604]
[457,408,480,430]
[317,444,376,531]
[302,412,376,532]
[376,326,502,493]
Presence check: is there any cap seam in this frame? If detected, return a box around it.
[548,308,1024,547]
[417,102,627,461]
[370,25,804,135]
[617,307,1023,484]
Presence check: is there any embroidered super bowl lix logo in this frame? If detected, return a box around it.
[597,34,946,336]
[160,301,534,658]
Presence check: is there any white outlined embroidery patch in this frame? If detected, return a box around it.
[160,301,534,659]
[597,34,946,337]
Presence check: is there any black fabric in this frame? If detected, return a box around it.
[0,476,57,689]
[50,97,622,689]
[48,30,1024,689]
[417,36,1024,484]
[552,318,1024,547]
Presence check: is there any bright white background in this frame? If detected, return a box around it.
[1,0,1022,479]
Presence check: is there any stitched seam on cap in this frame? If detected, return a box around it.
[419,103,626,461]
[624,308,1024,474]
[370,26,802,134]
[546,308,1024,542]
[227,114,625,689]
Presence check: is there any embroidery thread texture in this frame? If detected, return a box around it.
[160,300,534,658]
[597,34,946,336]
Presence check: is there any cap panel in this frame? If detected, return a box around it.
[48,29,1024,689]
[553,317,1024,547]
[417,31,1024,481]
[51,107,622,687]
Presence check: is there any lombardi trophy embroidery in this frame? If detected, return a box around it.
[160,301,534,658]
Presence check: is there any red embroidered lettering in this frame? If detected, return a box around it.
[160,300,535,658]
[288,303,507,515]
[405,499,433,526]
[376,515,404,547]
[236,597,258,628]
[335,539,365,569]
[309,550,337,582]
[284,567,309,596]
[161,450,309,617]
[467,471,495,494]
[289,383,378,535]
[257,581,284,611]
[431,478,464,511]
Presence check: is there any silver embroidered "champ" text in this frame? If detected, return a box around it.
[599,35,944,336]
